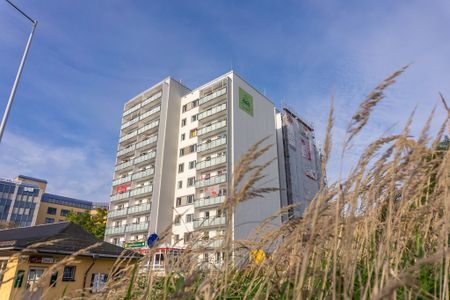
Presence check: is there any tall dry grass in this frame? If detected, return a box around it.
[28,67,450,299]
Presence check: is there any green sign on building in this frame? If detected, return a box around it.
[239,87,254,116]
[124,241,146,249]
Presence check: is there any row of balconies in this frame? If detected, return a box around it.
[197,136,227,153]
[194,195,226,209]
[117,135,158,158]
[197,120,227,136]
[112,168,154,186]
[197,103,227,121]
[193,216,226,229]
[123,91,162,117]
[107,202,151,219]
[119,120,159,144]
[196,155,226,171]
[198,87,227,106]
[121,105,161,131]
[115,151,156,172]
[195,174,227,189]
[193,239,224,249]
[110,184,153,202]
[105,221,149,235]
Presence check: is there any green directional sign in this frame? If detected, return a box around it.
[124,241,146,249]
[239,87,253,116]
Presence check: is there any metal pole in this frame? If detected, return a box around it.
[0,1,37,144]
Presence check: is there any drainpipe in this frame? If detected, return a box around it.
[82,254,98,298]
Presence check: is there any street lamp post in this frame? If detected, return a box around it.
[0,0,37,144]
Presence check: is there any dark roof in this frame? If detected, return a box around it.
[17,175,48,184]
[42,193,93,210]
[0,222,140,259]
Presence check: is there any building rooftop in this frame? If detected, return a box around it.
[42,193,93,210]
[17,175,48,184]
[0,222,138,258]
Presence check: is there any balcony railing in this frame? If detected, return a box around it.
[128,203,151,214]
[130,185,153,197]
[105,225,126,235]
[197,103,227,121]
[199,87,227,106]
[117,145,135,157]
[193,239,224,249]
[134,151,156,164]
[197,120,227,136]
[140,105,161,121]
[194,195,226,209]
[196,155,226,171]
[197,136,227,153]
[126,222,149,233]
[137,120,159,135]
[110,191,130,202]
[108,208,127,218]
[132,168,154,181]
[119,130,138,143]
[114,160,133,172]
[121,117,139,130]
[112,175,132,186]
[195,174,227,189]
[142,91,162,107]
[123,103,141,117]
[136,135,158,149]
[193,216,226,229]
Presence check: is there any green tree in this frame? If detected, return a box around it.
[66,207,107,240]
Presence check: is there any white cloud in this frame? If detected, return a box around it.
[0,131,113,203]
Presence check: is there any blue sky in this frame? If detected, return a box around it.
[0,0,449,202]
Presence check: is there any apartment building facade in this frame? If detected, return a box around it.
[105,72,321,258]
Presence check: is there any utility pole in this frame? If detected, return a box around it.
[0,0,37,144]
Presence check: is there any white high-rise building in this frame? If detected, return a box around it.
[105,72,321,256]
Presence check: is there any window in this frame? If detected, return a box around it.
[91,273,108,293]
[45,218,55,224]
[203,253,209,262]
[177,181,183,189]
[60,209,70,217]
[184,232,192,242]
[181,133,185,141]
[47,207,57,215]
[193,100,199,107]
[189,160,196,169]
[187,177,195,187]
[176,197,182,207]
[174,215,181,225]
[181,118,187,126]
[173,234,180,243]
[0,260,7,286]
[154,253,165,268]
[182,105,187,113]
[49,272,58,287]
[205,211,210,219]
[178,163,184,173]
[190,129,197,138]
[189,144,197,152]
[179,149,185,157]
[191,115,197,122]
[186,214,194,223]
[187,195,194,204]
[26,268,45,290]
[13,270,25,288]
[62,266,76,281]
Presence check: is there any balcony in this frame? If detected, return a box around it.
[132,168,154,181]
[137,120,159,135]
[121,117,140,130]
[134,151,156,165]
[197,120,227,137]
[114,160,133,172]
[110,191,130,202]
[108,208,127,218]
[197,136,227,153]
[195,174,227,189]
[193,216,226,229]
[142,91,162,107]
[105,225,126,235]
[123,103,141,117]
[196,155,226,171]
[194,195,226,209]
[140,105,161,121]
[128,203,151,215]
[136,135,158,150]
[119,130,138,143]
[197,103,227,121]
[199,87,227,106]
[130,185,153,197]
[193,239,224,249]
[117,145,135,157]
[112,175,132,186]
[126,222,149,233]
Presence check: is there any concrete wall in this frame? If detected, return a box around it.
[230,73,282,241]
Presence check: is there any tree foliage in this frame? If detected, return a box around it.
[66,207,107,240]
